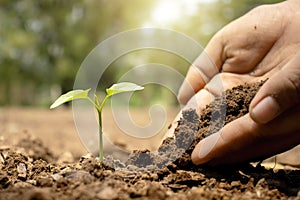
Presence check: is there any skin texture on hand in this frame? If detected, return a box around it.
[192,52,300,165]
[169,0,300,165]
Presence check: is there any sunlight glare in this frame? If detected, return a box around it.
[152,0,181,25]
[148,0,218,27]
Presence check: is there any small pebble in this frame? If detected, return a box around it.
[17,163,27,180]
[51,173,62,181]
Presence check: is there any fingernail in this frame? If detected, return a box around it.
[251,96,280,124]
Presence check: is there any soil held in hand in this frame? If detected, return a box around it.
[126,80,266,169]
[1,81,300,200]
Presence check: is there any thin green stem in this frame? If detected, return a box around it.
[93,94,104,164]
[98,109,103,163]
[90,94,111,164]
[87,94,104,163]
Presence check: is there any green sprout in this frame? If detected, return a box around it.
[50,82,144,163]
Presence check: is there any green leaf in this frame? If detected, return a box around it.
[106,82,144,97]
[50,89,91,109]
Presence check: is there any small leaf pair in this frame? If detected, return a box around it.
[50,82,144,163]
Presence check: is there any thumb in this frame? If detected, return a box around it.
[250,51,300,124]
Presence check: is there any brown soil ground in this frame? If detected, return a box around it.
[1,82,300,200]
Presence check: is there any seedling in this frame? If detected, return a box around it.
[50,82,144,163]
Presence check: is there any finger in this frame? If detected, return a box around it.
[163,89,215,140]
[204,72,258,97]
[163,89,215,139]
[186,89,215,115]
[191,104,300,165]
[165,112,182,138]
[209,131,299,165]
[211,103,300,164]
[250,50,300,124]
[189,74,252,112]
[182,72,258,117]
[169,72,260,139]
[177,33,224,105]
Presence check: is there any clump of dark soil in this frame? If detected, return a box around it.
[1,81,300,200]
[125,81,266,170]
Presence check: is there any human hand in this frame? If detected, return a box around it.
[170,0,300,165]
[192,51,300,165]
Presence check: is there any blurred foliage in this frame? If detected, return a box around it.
[0,0,282,106]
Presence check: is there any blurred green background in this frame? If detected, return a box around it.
[0,0,282,107]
